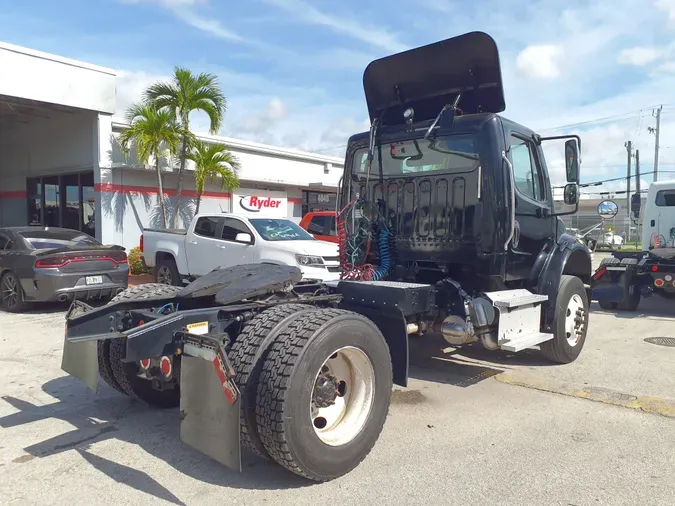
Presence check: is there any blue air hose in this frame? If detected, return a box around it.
[372,229,391,281]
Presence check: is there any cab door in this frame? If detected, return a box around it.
[506,132,555,279]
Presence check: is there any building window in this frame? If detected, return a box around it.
[302,190,336,215]
[25,172,97,238]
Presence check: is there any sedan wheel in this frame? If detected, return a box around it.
[1,272,26,312]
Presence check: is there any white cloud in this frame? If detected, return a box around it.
[515,45,564,80]
[119,0,248,43]
[655,0,675,25]
[618,46,664,66]
[267,98,287,121]
[262,0,408,52]
[652,60,675,74]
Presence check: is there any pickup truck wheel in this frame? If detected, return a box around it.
[540,275,589,364]
[105,284,182,407]
[156,257,181,286]
[229,303,317,458]
[255,308,392,482]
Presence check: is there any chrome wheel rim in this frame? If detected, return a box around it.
[2,275,19,309]
[310,346,375,446]
[565,294,586,346]
[157,266,172,285]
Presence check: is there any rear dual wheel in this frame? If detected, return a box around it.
[254,308,393,481]
[98,284,182,407]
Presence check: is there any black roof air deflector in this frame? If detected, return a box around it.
[363,31,505,126]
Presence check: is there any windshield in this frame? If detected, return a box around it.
[249,219,315,242]
[19,229,100,250]
[352,134,479,177]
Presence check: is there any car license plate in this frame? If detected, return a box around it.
[85,275,103,285]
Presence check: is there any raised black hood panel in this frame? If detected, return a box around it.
[363,31,505,126]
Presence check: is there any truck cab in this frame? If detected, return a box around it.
[641,180,675,249]
[332,31,592,363]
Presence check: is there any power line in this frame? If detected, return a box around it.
[553,170,675,189]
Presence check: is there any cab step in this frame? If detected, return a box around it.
[500,332,553,352]
[483,289,552,353]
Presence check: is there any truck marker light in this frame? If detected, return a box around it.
[160,356,172,377]
[652,265,659,272]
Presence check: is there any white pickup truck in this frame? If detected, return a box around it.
[141,213,340,286]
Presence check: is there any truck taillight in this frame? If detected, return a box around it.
[140,234,144,252]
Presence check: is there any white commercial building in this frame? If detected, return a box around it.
[0,41,344,251]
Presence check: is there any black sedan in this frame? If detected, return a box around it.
[0,227,129,312]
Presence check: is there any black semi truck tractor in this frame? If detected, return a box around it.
[61,31,592,482]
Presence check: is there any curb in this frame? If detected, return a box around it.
[495,372,675,418]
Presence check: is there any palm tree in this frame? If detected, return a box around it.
[144,67,226,228]
[187,141,241,215]
[118,103,183,228]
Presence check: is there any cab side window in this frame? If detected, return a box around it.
[307,216,328,235]
[510,135,545,202]
[221,218,253,242]
[194,217,219,238]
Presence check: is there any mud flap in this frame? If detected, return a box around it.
[180,341,242,472]
[60,301,101,393]
[61,337,100,393]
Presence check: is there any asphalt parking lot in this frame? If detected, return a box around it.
[1,255,674,506]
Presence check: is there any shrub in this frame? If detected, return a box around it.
[128,246,151,275]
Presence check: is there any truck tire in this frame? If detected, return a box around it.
[540,275,589,364]
[618,289,641,311]
[598,300,619,310]
[155,256,181,286]
[229,303,317,458]
[104,284,182,407]
[599,257,620,267]
[255,308,393,481]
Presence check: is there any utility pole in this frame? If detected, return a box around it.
[635,149,640,194]
[649,105,662,182]
[625,141,632,216]
[625,141,632,242]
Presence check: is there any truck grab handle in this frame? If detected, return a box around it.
[502,151,516,251]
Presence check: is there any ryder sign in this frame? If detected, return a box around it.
[235,192,287,217]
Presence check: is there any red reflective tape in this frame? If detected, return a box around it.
[212,351,237,405]
[94,183,230,199]
[0,190,27,198]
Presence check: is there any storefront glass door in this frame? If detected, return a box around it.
[26,171,97,238]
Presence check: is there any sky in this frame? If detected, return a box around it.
[2,0,675,195]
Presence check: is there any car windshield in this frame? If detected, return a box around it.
[19,229,100,250]
[249,219,315,242]
[352,134,479,178]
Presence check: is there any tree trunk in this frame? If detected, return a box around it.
[195,194,202,215]
[172,134,188,229]
[156,155,167,228]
